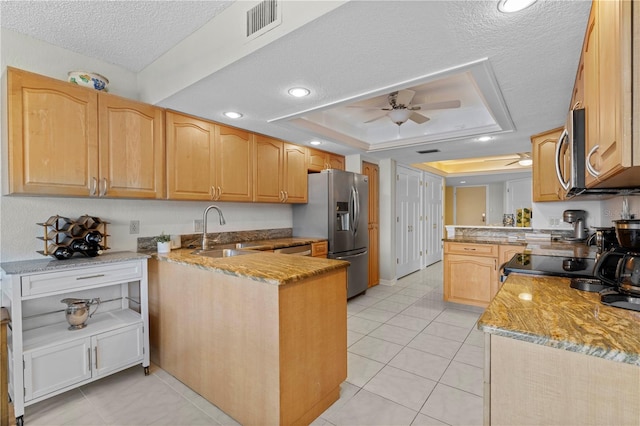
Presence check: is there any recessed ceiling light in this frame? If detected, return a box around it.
[223,111,243,119]
[310,140,322,146]
[518,158,533,166]
[460,180,467,184]
[497,0,537,13]
[477,136,492,142]
[288,87,311,97]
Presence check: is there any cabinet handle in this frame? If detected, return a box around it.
[463,248,476,251]
[284,191,288,202]
[280,190,285,202]
[90,177,98,196]
[217,186,222,200]
[586,144,601,178]
[95,347,98,370]
[210,186,215,200]
[76,274,105,280]
[99,178,108,197]
[494,259,497,270]
[88,348,91,371]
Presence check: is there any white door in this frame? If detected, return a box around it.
[423,173,443,267]
[92,323,144,378]
[23,337,92,401]
[505,178,533,215]
[396,166,421,278]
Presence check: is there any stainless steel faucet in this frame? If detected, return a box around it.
[202,205,226,250]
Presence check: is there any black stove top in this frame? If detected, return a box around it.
[503,253,597,279]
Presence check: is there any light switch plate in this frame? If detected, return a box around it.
[194,219,203,233]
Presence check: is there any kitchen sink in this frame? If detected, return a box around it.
[234,242,269,249]
[191,248,253,258]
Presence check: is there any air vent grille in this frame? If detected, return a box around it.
[417,149,441,154]
[247,0,281,39]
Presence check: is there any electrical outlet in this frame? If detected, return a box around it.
[194,219,203,233]
[129,220,140,234]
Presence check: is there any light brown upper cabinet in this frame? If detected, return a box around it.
[581,0,639,187]
[166,111,253,201]
[306,147,345,172]
[8,68,164,198]
[254,136,307,203]
[99,93,165,199]
[531,128,564,202]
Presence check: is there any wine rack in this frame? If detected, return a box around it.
[37,215,110,259]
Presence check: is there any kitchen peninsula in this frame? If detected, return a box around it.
[478,273,640,425]
[148,248,349,425]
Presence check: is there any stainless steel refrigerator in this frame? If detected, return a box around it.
[293,169,369,298]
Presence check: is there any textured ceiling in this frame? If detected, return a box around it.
[0,0,592,178]
[0,1,233,72]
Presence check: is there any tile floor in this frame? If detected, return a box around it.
[22,261,486,426]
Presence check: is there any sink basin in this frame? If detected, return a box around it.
[235,242,268,249]
[191,248,253,258]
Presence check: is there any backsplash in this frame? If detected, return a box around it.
[137,228,293,251]
[451,226,574,241]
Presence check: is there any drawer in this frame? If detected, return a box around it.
[445,242,498,257]
[21,261,143,298]
[311,241,328,257]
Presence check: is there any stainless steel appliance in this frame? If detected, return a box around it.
[555,108,631,198]
[563,209,588,241]
[293,170,369,298]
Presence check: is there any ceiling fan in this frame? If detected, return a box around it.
[349,89,462,126]
[485,153,533,166]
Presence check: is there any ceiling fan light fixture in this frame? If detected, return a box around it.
[388,109,413,125]
[497,0,537,13]
[223,111,243,119]
[518,158,533,166]
[288,87,311,97]
[310,140,322,146]
[477,136,492,142]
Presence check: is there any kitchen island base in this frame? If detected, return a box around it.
[487,334,640,425]
[148,258,348,425]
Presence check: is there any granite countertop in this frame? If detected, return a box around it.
[443,236,527,246]
[478,273,640,366]
[443,236,597,258]
[0,251,150,275]
[152,248,349,286]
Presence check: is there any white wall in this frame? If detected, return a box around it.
[0,28,291,263]
[532,199,604,230]
[602,194,640,224]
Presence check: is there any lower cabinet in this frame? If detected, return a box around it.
[444,242,525,307]
[311,241,328,258]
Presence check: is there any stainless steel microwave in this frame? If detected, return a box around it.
[554,108,621,198]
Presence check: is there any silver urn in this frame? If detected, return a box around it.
[61,298,100,330]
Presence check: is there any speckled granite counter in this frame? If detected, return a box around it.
[443,236,527,246]
[0,251,150,275]
[151,247,349,286]
[478,273,640,366]
[443,236,597,259]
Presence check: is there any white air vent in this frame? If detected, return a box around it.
[246,0,281,40]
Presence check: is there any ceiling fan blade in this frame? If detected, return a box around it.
[414,100,462,110]
[395,89,416,107]
[505,160,520,166]
[363,111,389,123]
[409,112,430,124]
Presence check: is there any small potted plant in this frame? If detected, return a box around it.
[155,232,171,254]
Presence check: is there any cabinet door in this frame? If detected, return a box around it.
[92,323,144,378]
[363,161,379,287]
[282,143,308,203]
[306,147,327,172]
[583,4,599,185]
[254,136,284,202]
[98,93,165,199]
[444,254,497,307]
[215,125,253,202]
[586,0,630,186]
[24,338,91,401]
[8,67,98,196]
[531,128,563,202]
[328,154,345,170]
[166,111,216,200]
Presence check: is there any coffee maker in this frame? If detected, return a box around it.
[563,209,588,241]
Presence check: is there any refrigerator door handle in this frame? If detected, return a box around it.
[334,250,368,261]
[353,186,360,235]
[349,186,356,234]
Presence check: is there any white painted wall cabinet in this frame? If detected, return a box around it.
[1,256,150,426]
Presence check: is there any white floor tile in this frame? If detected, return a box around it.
[385,314,431,332]
[350,294,387,306]
[439,361,484,397]
[372,299,412,313]
[347,315,383,334]
[433,308,480,329]
[363,365,437,411]
[407,333,463,359]
[386,293,421,305]
[411,413,449,426]
[401,305,443,321]
[368,323,420,346]
[420,384,483,426]
[347,330,366,347]
[465,328,486,348]
[355,307,398,323]
[388,347,450,381]
[330,389,417,426]
[319,382,361,424]
[367,284,401,298]
[453,343,484,368]
[348,335,404,363]
[347,302,368,316]
[423,321,471,343]
[346,352,385,387]
[25,389,104,426]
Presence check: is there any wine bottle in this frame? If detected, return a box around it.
[84,231,103,244]
[84,244,104,257]
[53,246,74,260]
[70,238,90,252]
